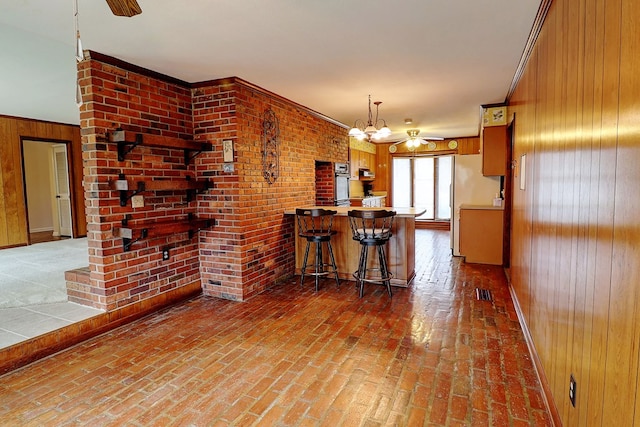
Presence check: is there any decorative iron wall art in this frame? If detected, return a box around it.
[262,108,280,184]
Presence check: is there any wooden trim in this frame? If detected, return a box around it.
[195,77,349,129]
[20,137,78,242]
[0,281,202,375]
[506,0,554,101]
[507,278,561,427]
[86,52,350,131]
[415,220,450,231]
[0,114,80,128]
[85,50,190,88]
[0,116,85,247]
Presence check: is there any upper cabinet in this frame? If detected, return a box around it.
[349,149,360,179]
[349,138,378,181]
[481,125,507,176]
[359,151,369,169]
[366,151,376,175]
[349,148,377,180]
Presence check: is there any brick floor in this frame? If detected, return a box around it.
[0,230,551,426]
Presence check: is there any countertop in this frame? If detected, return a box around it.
[284,206,426,218]
[349,195,386,200]
[459,204,504,211]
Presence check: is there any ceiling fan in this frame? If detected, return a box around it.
[388,129,444,152]
[106,0,142,17]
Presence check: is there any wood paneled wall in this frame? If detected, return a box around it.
[508,0,640,425]
[0,116,85,248]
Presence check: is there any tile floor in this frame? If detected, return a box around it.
[0,237,102,348]
[0,237,89,308]
[0,302,103,348]
[0,230,551,426]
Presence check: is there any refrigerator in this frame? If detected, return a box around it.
[450,154,501,256]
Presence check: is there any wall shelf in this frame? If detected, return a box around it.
[115,214,215,251]
[111,174,211,206]
[110,130,213,165]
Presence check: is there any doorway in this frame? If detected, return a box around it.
[22,140,73,243]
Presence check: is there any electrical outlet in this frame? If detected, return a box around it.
[131,195,144,208]
[569,374,577,407]
[162,248,170,260]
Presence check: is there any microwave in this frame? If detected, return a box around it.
[359,169,375,180]
[334,162,349,175]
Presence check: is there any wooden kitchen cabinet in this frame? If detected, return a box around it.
[359,150,369,169]
[459,206,504,265]
[481,125,507,176]
[349,148,377,179]
[349,149,360,179]
[367,152,376,175]
[349,149,377,176]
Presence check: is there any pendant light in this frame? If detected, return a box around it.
[348,95,392,141]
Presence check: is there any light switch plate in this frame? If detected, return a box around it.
[131,195,144,208]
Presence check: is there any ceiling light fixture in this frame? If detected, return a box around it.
[404,129,443,149]
[348,95,392,142]
[405,129,422,148]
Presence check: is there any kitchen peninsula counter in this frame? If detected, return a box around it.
[285,206,424,287]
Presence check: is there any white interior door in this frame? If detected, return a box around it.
[52,145,73,237]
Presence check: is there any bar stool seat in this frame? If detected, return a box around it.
[296,208,340,291]
[348,209,396,298]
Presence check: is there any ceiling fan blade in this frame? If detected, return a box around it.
[106,0,142,17]
[392,139,408,146]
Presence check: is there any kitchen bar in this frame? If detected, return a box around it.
[285,206,425,287]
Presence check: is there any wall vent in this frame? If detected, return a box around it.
[476,288,493,301]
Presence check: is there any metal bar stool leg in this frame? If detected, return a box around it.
[327,241,340,287]
[314,241,322,292]
[359,245,369,298]
[377,245,392,297]
[301,240,311,287]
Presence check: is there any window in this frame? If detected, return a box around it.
[392,156,452,220]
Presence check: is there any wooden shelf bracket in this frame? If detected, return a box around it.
[117,214,215,252]
[112,174,211,207]
[116,132,143,162]
[110,129,213,165]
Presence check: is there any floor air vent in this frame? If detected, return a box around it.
[476,288,493,302]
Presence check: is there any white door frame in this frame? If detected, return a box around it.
[52,144,73,237]
[22,139,74,242]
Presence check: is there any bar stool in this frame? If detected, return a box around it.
[296,208,340,291]
[348,209,396,298]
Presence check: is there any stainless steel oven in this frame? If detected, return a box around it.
[334,163,350,206]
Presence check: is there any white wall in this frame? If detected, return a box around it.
[451,154,501,255]
[23,141,55,233]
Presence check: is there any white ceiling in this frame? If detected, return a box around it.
[0,0,541,140]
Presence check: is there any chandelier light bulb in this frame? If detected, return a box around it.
[349,95,391,142]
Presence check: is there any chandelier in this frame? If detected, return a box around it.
[348,95,392,141]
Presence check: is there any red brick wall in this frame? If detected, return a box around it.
[77,54,200,310]
[194,80,348,300]
[315,162,334,206]
[77,53,349,309]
